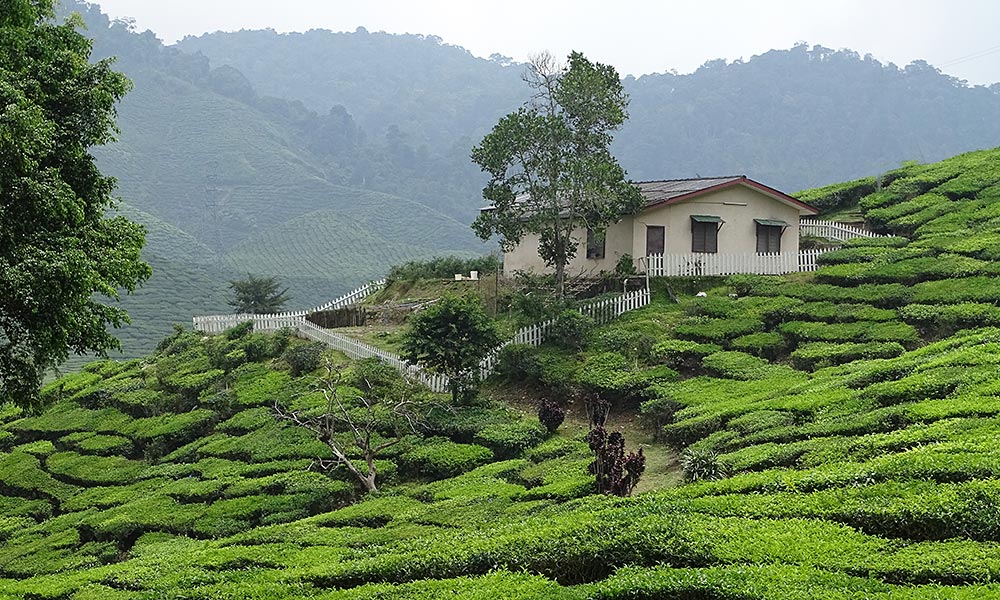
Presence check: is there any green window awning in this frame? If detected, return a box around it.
[691,215,722,223]
[754,218,789,227]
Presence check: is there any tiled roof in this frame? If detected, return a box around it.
[636,176,746,206]
[485,175,819,215]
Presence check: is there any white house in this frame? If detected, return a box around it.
[498,175,820,276]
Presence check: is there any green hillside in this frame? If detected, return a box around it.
[51,0,1000,365]
[43,3,490,361]
[6,147,1000,597]
[220,196,487,308]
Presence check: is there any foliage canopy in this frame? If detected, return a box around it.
[401,295,501,402]
[0,0,150,409]
[227,274,291,314]
[471,51,642,296]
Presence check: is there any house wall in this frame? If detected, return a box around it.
[632,186,802,258]
[502,217,634,276]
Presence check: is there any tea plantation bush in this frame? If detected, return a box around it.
[8,148,1000,599]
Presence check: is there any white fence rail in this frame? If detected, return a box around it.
[643,250,832,277]
[298,288,653,392]
[478,288,651,377]
[800,218,882,241]
[297,321,451,393]
[198,282,650,395]
[644,252,795,276]
[798,249,827,272]
[193,279,386,333]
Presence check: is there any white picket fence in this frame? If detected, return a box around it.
[798,249,827,272]
[800,218,882,241]
[293,288,652,393]
[192,279,386,333]
[643,250,833,277]
[644,252,793,276]
[297,321,451,393]
[477,288,651,377]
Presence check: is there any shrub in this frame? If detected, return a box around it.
[72,434,133,456]
[547,310,594,351]
[594,328,657,363]
[681,448,728,481]
[586,426,644,496]
[640,395,682,439]
[795,176,878,211]
[197,423,330,462]
[0,452,79,501]
[911,276,1000,305]
[494,343,541,381]
[674,317,762,343]
[731,332,786,360]
[124,409,217,455]
[815,245,922,265]
[422,406,512,442]
[651,339,722,370]
[789,302,896,323]
[790,342,906,370]
[401,438,494,478]
[217,407,274,434]
[725,274,782,297]
[282,342,325,376]
[537,400,566,433]
[224,321,254,340]
[388,254,500,281]
[533,349,579,392]
[614,254,638,277]
[727,410,797,434]
[522,438,587,464]
[9,403,132,436]
[662,413,725,448]
[474,421,547,459]
[45,452,145,485]
[779,321,919,347]
[575,352,631,392]
[860,367,968,406]
[900,303,1000,338]
[701,352,777,381]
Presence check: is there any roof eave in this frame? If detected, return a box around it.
[645,177,819,215]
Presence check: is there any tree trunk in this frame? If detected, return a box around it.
[340,452,378,493]
[555,260,566,300]
[359,471,377,493]
[360,454,379,493]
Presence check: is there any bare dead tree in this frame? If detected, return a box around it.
[273,358,425,493]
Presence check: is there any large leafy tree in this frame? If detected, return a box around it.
[227,274,291,314]
[401,295,500,403]
[0,1,150,409]
[472,51,643,297]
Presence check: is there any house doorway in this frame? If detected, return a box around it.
[646,225,665,255]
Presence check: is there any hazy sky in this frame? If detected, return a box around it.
[89,0,1000,85]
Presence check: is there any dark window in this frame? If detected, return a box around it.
[645,225,665,255]
[755,219,787,254]
[691,216,719,253]
[586,228,605,259]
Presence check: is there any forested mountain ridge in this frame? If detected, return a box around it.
[179,29,1000,193]
[53,0,1000,362]
[55,2,489,361]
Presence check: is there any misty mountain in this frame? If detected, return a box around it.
[178,29,1000,193]
[58,1,1000,361]
[60,1,489,361]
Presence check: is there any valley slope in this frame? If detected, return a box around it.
[4,147,1000,598]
